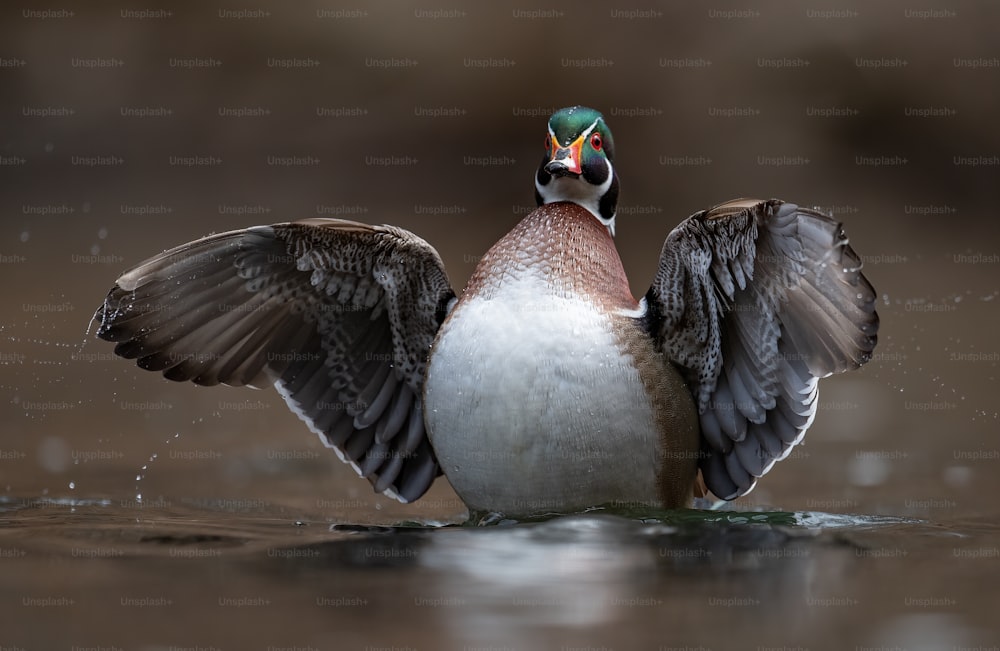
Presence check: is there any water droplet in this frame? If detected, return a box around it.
[68,481,75,490]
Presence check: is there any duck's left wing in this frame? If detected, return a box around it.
[643,199,878,500]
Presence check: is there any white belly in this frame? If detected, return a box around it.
[423,278,663,515]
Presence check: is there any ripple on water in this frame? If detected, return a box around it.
[3,494,999,650]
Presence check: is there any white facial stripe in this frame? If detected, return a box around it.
[597,159,614,199]
[547,117,601,147]
[599,159,616,236]
[579,118,601,141]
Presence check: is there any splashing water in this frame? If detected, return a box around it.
[864,291,999,495]
[134,452,158,520]
[132,433,183,522]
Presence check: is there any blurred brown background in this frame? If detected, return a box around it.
[2,1,998,521]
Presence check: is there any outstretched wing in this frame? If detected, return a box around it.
[644,198,878,500]
[94,219,456,503]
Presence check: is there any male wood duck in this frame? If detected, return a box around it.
[94,106,878,517]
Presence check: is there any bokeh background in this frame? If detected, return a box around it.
[2,1,999,647]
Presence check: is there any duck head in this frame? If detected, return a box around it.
[534,105,620,235]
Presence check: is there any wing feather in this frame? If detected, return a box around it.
[645,199,878,500]
[94,219,456,503]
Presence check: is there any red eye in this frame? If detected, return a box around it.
[590,132,602,151]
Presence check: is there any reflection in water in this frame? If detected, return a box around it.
[246,510,929,648]
[415,515,830,641]
[2,498,999,649]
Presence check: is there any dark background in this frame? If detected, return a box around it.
[3,0,998,520]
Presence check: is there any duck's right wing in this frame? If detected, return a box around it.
[94,219,456,503]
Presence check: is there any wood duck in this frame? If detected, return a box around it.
[94,106,879,517]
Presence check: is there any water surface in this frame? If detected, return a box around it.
[3,496,998,649]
